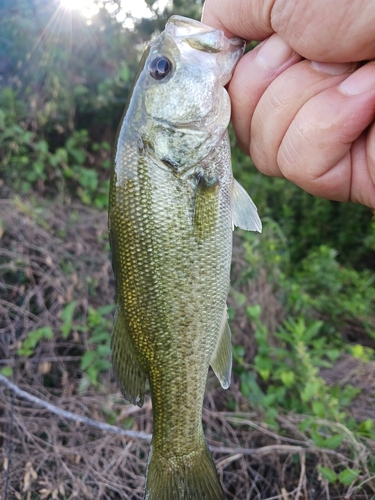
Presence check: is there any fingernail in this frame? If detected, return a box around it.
[256,33,295,69]
[310,61,357,75]
[339,63,375,95]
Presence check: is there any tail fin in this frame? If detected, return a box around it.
[144,443,224,500]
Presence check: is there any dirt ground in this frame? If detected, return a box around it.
[1,196,374,499]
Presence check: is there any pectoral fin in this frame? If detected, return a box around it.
[193,175,219,241]
[111,306,147,407]
[232,179,262,232]
[210,308,232,389]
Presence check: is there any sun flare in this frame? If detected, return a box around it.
[59,0,171,22]
[59,0,99,18]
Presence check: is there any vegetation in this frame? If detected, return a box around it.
[0,0,374,498]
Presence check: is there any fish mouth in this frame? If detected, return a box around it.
[166,15,244,53]
[166,15,245,86]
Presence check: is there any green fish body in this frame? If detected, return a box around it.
[108,16,261,500]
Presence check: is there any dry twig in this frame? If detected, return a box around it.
[0,374,151,441]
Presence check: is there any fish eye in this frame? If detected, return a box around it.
[149,56,172,80]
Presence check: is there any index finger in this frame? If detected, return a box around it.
[203,0,375,62]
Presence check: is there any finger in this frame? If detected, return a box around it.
[202,0,274,40]
[250,60,358,177]
[202,0,375,61]
[228,34,302,153]
[277,62,375,205]
[351,132,375,208]
[272,0,375,62]
[367,120,375,189]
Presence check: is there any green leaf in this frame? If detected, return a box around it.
[96,344,111,357]
[94,359,112,371]
[88,307,101,326]
[86,365,99,385]
[323,434,344,449]
[311,400,326,417]
[89,332,110,344]
[41,326,54,339]
[350,344,365,359]
[301,379,321,402]
[17,327,54,357]
[338,469,360,486]
[73,84,89,96]
[311,429,325,448]
[97,304,115,316]
[240,371,264,403]
[246,304,261,320]
[61,301,77,339]
[0,366,13,377]
[54,147,68,164]
[318,466,337,484]
[254,355,272,371]
[233,345,245,358]
[118,64,130,82]
[357,419,374,436]
[262,393,277,407]
[299,418,314,432]
[32,160,46,178]
[280,370,295,387]
[254,355,272,381]
[258,369,270,381]
[77,167,98,191]
[35,139,48,153]
[81,351,97,370]
[17,346,33,357]
[231,290,246,306]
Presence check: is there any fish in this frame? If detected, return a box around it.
[108,15,262,500]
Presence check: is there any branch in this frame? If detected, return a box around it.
[0,375,347,462]
[210,444,304,456]
[0,374,151,442]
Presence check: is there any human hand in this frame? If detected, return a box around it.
[202,0,375,208]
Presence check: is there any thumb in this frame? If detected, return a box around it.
[201,0,274,41]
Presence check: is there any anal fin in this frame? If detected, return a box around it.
[210,307,232,389]
[111,305,147,407]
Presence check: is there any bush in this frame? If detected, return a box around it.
[231,131,375,268]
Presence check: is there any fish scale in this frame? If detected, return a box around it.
[109,15,261,499]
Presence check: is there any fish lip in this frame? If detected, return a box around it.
[166,15,244,46]
[166,15,245,56]
[164,16,245,86]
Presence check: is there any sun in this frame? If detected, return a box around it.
[58,0,172,23]
[60,0,77,9]
[59,0,99,18]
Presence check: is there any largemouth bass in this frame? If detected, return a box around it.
[109,15,261,500]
